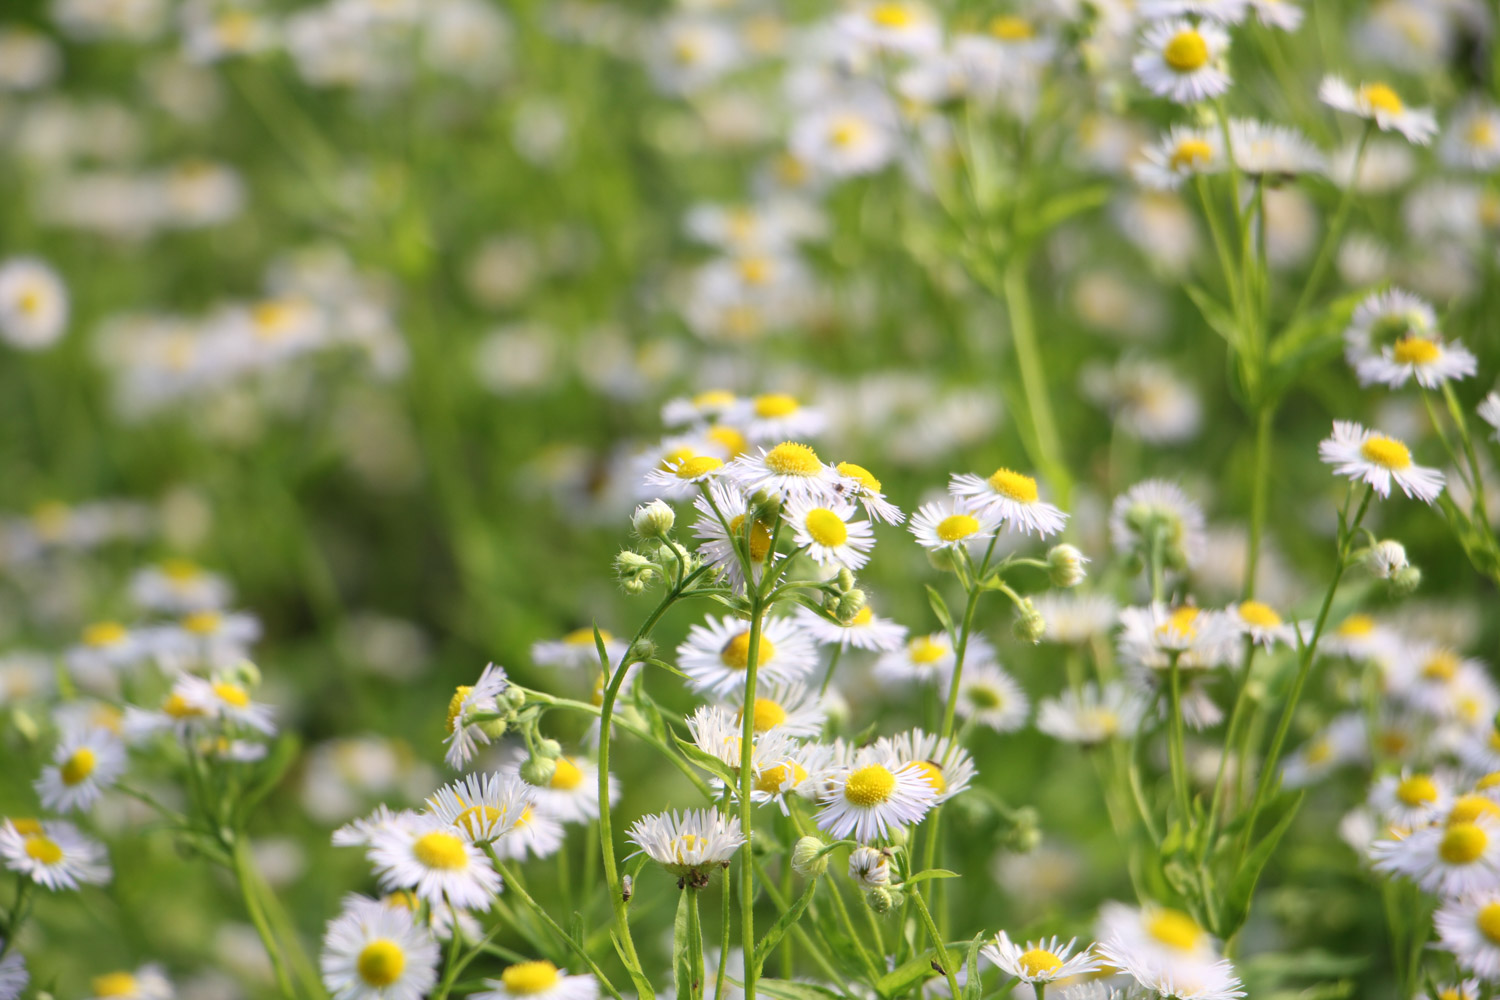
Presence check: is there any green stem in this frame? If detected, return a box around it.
[1166,655,1191,824]
[738,598,767,1000]
[231,838,298,1000]
[493,858,626,1000]
[910,886,962,1000]
[1002,257,1071,506]
[1290,123,1372,321]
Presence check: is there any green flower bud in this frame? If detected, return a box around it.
[1365,539,1408,580]
[866,887,894,914]
[627,637,656,665]
[1391,565,1422,595]
[1012,598,1046,644]
[791,836,829,879]
[520,755,557,786]
[834,568,856,593]
[478,717,509,740]
[1046,544,1088,588]
[631,500,676,540]
[835,589,867,625]
[536,738,563,760]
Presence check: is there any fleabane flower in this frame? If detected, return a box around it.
[693,482,775,592]
[505,753,617,824]
[1434,890,1500,979]
[794,603,908,652]
[686,704,805,804]
[1132,19,1231,105]
[175,673,277,735]
[729,681,827,739]
[838,2,942,55]
[628,808,744,885]
[1372,813,1500,896]
[875,632,995,688]
[84,963,171,1000]
[642,452,727,498]
[368,815,503,910]
[908,498,1001,553]
[1443,102,1500,171]
[675,615,818,696]
[1038,683,1146,746]
[731,393,827,444]
[729,441,840,502]
[831,461,904,524]
[474,961,599,1000]
[955,663,1030,733]
[1318,421,1444,502]
[815,745,937,843]
[0,817,111,890]
[1354,332,1477,389]
[490,805,566,863]
[443,663,510,769]
[321,895,441,1000]
[949,467,1068,536]
[983,932,1099,984]
[0,944,24,1000]
[789,100,897,180]
[1319,76,1438,145]
[35,727,126,813]
[1226,119,1325,178]
[1230,600,1299,649]
[1368,769,1452,828]
[1097,903,1243,1000]
[1133,125,1223,190]
[426,772,534,844]
[1117,604,1238,671]
[785,497,874,570]
[876,729,976,803]
[0,257,68,350]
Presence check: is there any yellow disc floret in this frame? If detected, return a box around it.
[357,939,406,987]
[412,831,469,870]
[1440,822,1488,864]
[804,508,849,547]
[1360,435,1412,470]
[844,764,897,806]
[720,631,775,671]
[986,468,1039,503]
[764,442,822,476]
[1162,30,1209,73]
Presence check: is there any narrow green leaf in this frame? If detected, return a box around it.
[902,869,960,887]
[925,585,954,637]
[752,878,819,971]
[675,736,738,786]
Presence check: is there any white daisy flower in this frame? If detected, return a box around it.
[729,681,827,739]
[949,468,1067,537]
[503,753,617,824]
[426,772,534,844]
[65,620,151,681]
[1318,420,1444,502]
[877,729,976,803]
[129,558,232,614]
[444,663,510,769]
[1371,814,1500,896]
[875,632,994,688]
[1443,102,1500,171]
[784,496,874,571]
[368,815,503,910]
[830,461,904,525]
[1109,480,1206,568]
[815,744,937,843]
[530,627,626,671]
[1132,19,1231,105]
[1344,289,1437,364]
[1321,612,1402,661]
[628,808,745,884]
[0,817,111,890]
[642,452,729,499]
[35,727,126,813]
[838,2,942,55]
[320,896,441,1000]
[789,99,898,180]
[675,615,818,697]
[175,673,277,735]
[151,610,262,672]
[1319,76,1438,145]
[693,481,774,592]
[1030,593,1120,646]
[1434,890,1500,979]
[1117,604,1239,671]
[908,498,1002,553]
[794,603,908,652]
[848,845,891,888]
[1037,683,1146,746]
[1096,903,1240,1000]
[1478,393,1500,442]
[1281,713,1369,787]
[728,441,841,503]
[730,393,826,444]
[84,964,173,1000]
[490,806,567,862]
[1226,119,1325,178]
[983,932,1099,984]
[955,663,1030,733]
[646,17,741,96]
[0,257,68,350]
[474,961,598,1000]
[1230,600,1299,650]
[1368,770,1453,828]
[1354,332,1477,389]
[1133,125,1224,190]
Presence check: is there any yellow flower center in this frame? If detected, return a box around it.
[1359,435,1411,470]
[446,685,473,734]
[849,606,874,626]
[1238,600,1282,628]
[83,622,128,648]
[16,286,42,316]
[755,761,808,794]
[384,890,418,909]
[1392,336,1441,365]
[739,257,773,285]
[183,611,222,635]
[1336,614,1374,637]
[357,939,406,987]
[674,455,724,480]
[1449,796,1500,825]
[1424,651,1460,681]
[659,446,696,472]
[24,835,63,865]
[412,831,469,870]
[1147,909,1204,951]
[456,805,503,838]
[720,631,775,671]
[162,557,201,581]
[1157,606,1200,640]
[936,514,980,542]
[1379,729,1410,757]
[1361,82,1404,115]
[1018,948,1064,977]
[844,764,897,806]
[1440,822,1489,864]
[908,635,948,665]
[804,508,848,547]
[8,818,42,837]
[1081,709,1120,736]
[1168,138,1214,170]
[754,393,800,418]
[1162,30,1209,73]
[911,760,946,794]
[502,961,563,995]
[674,833,705,863]
[1478,903,1500,945]
[1395,774,1437,807]
[869,3,913,28]
[550,757,585,790]
[829,119,866,149]
[742,697,788,733]
[989,15,1033,40]
[163,692,205,719]
[727,514,774,562]
[1468,118,1497,148]
[706,426,748,457]
[836,461,882,492]
[61,747,97,786]
[694,389,735,409]
[1481,770,1500,790]
[764,442,823,476]
[213,682,251,708]
[92,973,139,997]
[986,468,1039,503]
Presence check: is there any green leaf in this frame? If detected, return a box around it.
[675,735,738,786]
[673,889,694,1000]
[234,733,301,825]
[962,934,986,1000]
[752,878,819,971]
[902,869,960,887]
[925,585,954,638]
[751,980,846,1000]
[1219,789,1305,938]
[593,624,613,673]
[1183,284,1239,346]
[609,931,657,999]
[874,951,940,997]
[1020,184,1111,239]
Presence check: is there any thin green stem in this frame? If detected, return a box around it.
[231,838,298,1000]
[1290,123,1372,321]
[910,886,962,1000]
[1003,256,1071,505]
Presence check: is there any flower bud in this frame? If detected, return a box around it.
[865,887,894,914]
[884,824,909,848]
[1391,565,1422,595]
[627,637,655,665]
[835,589,867,625]
[1364,539,1408,580]
[791,836,829,879]
[1006,806,1042,852]
[750,491,782,521]
[926,546,961,574]
[520,754,557,786]
[229,659,262,689]
[478,717,509,740]
[501,686,527,710]
[1046,544,1089,588]
[834,568,856,593]
[632,500,675,539]
[536,738,563,760]
[1012,598,1046,644]
[848,846,890,888]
